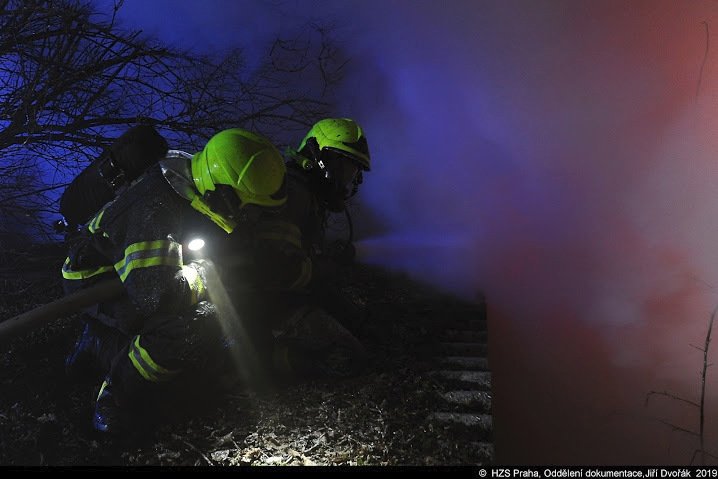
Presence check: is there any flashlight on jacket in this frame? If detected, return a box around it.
[187,238,205,251]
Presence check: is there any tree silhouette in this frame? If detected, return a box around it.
[0,0,342,236]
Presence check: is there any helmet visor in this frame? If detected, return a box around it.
[321,149,360,190]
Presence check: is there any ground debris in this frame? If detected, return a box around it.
[0,262,488,465]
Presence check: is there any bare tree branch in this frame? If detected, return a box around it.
[649,417,700,438]
[697,303,718,464]
[691,448,718,466]
[645,390,700,409]
[645,302,718,464]
[696,21,710,102]
[0,0,345,237]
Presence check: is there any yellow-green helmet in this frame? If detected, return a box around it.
[192,128,286,207]
[298,118,370,171]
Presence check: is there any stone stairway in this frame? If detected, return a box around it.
[426,299,493,464]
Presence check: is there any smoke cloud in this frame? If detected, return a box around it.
[336,1,718,463]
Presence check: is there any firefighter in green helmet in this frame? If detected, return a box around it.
[62,127,293,433]
[284,118,370,258]
[270,118,372,378]
[291,118,370,208]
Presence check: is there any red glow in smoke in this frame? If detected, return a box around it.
[348,0,718,464]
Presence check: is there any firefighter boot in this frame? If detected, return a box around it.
[66,320,126,381]
[65,322,104,381]
[93,376,124,434]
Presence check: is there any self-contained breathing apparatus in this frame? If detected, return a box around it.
[56,125,169,230]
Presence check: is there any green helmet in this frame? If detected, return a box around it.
[192,128,286,208]
[298,118,371,171]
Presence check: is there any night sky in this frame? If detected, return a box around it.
[97,0,718,464]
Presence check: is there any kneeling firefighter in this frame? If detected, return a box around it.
[61,126,291,433]
[272,118,372,378]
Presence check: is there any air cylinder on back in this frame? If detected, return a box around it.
[60,125,168,227]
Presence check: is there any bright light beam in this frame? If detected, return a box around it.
[187,238,205,251]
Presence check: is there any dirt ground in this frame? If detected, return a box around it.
[0,246,490,466]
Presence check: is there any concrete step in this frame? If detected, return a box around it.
[439,342,487,357]
[428,412,492,440]
[430,370,492,390]
[440,390,492,413]
[442,329,487,342]
[445,318,487,331]
[439,357,490,371]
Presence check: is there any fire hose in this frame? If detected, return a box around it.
[0,278,124,348]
